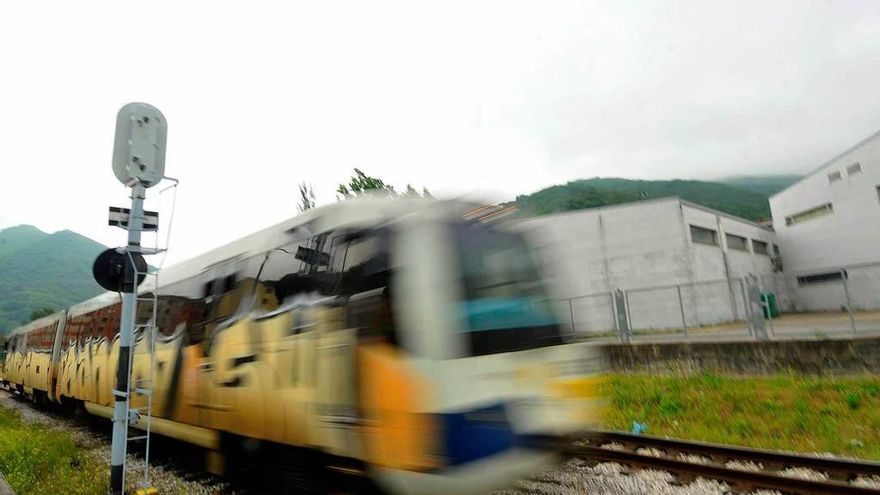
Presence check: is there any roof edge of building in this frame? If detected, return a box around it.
[516,196,769,229]
[770,127,880,199]
[514,196,683,221]
[677,199,772,230]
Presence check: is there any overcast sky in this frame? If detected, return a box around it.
[2,1,879,264]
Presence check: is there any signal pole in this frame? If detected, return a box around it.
[110,184,145,493]
[103,103,167,495]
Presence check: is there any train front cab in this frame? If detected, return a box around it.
[358,213,605,495]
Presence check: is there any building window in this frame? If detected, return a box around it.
[726,233,748,251]
[797,270,846,286]
[785,202,833,226]
[847,162,862,175]
[752,240,769,255]
[828,171,842,183]
[690,225,718,246]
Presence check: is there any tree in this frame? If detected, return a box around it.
[29,307,54,322]
[404,184,419,197]
[297,182,316,213]
[336,168,433,200]
[336,168,397,200]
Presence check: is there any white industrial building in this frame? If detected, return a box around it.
[513,197,779,333]
[769,130,880,311]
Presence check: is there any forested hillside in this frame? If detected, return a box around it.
[0,226,106,334]
[515,176,801,220]
[717,175,802,196]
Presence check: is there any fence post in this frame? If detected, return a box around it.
[677,285,687,338]
[739,278,754,338]
[614,289,631,344]
[568,298,576,335]
[842,269,856,334]
[746,277,768,340]
[609,292,617,340]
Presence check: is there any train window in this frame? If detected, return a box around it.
[336,230,397,344]
[98,305,121,340]
[157,277,209,343]
[334,230,390,296]
[29,322,56,351]
[257,248,304,306]
[256,234,336,304]
[329,234,349,274]
[451,224,562,356]
[63,314,85,346]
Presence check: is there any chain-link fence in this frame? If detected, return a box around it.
[561,292,617,338]
[562,261,880,342]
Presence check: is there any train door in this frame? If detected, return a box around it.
[49,315,66,402]
[197,256,272,437]
[243,242,311,446]
[196,266,240,431]
[23,344,34,395]
[314,230,392,458]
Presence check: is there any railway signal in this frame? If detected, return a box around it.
[92,248,147,292]
[104,102,168,495]
[108,206,159,231]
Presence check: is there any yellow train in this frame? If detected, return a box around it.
[1,197,605,494]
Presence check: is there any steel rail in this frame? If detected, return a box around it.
[581,431,880,480]
[569,431,880,495]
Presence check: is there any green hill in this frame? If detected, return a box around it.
[0,226,106,334]
[718,175,802,196]
[0,224,46,258]
[515,177,796,221]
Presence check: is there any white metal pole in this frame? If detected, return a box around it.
[842,269,856,334]
[677,285,687,338]
[110,184,145,495]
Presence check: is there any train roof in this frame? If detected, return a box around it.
[9,310,66,337]
[65,196,476,318]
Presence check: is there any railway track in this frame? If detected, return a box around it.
[5,383,880,495]
[570,431,880,495]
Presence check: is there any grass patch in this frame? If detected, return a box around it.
[0,406,106,495]
[601,373,880,460]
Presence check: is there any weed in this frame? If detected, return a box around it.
[601,374,880,461]
[701,373,722,388]
[658,397,683,417]
[845,392,862,410]
[0,406,106,495]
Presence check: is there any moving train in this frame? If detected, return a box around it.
[1,197,604,494]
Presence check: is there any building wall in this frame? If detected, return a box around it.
[673,204,777,327]
[514,198,778,333]
[769,131,880,311]
[770,132,880,271]
[515,199,688,333]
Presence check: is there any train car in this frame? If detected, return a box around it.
[3,310,66,404]
[2,197,605,494]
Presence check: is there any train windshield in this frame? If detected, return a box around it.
[452,224,563,356]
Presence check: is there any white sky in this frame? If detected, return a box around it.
[2,1,879,264]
